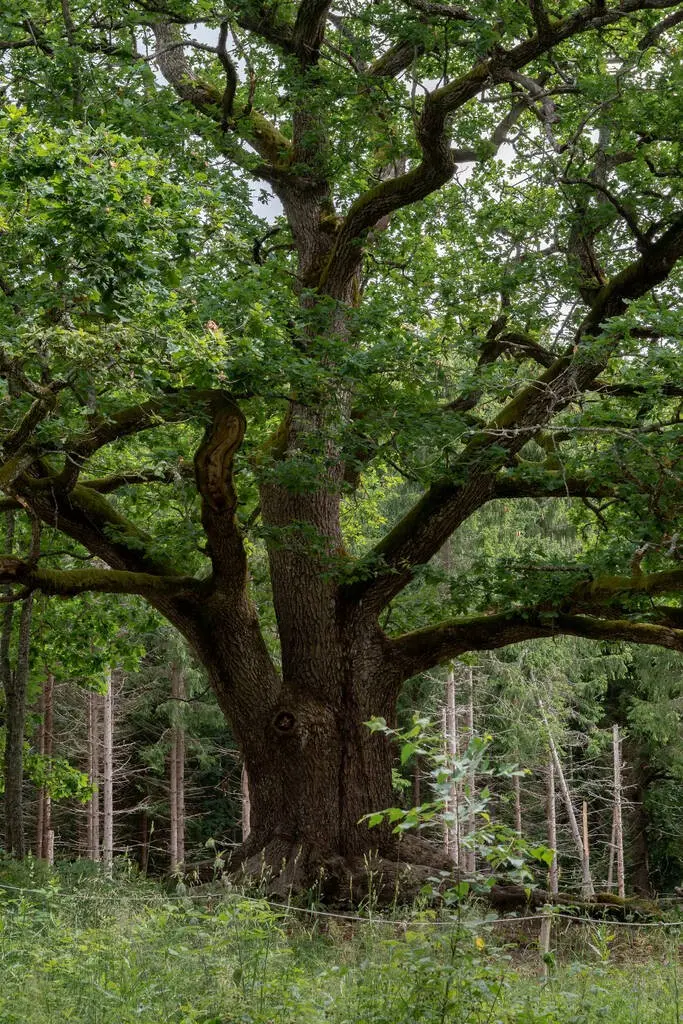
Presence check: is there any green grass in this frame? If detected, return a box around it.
[0,864,680,1024]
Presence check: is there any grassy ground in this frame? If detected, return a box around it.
[0,861,680,1024]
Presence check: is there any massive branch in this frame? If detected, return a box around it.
[389,565,683,677]
[346,214,683,614]
[194,396,249,590]
[0,557,201,599]
[321,0,683,296]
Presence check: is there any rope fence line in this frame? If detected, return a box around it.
[0,882,681,929]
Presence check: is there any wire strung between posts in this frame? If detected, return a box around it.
[0,882,681,929]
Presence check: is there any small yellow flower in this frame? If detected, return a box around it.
[474,936,486,950]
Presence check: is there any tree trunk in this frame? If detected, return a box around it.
[241,764,251,843]
[513,773,522,835]
[35,673,54,859]
[445,666,460,867]
[102,669,114,876]
[3,591,34,858]
[86,689,100,861]
[540,700,594,898]
[464,664,476,873]
[546,756,558,896]
[169,661,185,873]
[612,724,625,898]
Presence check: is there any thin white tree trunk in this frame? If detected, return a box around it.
[582,800,591,894]
[241,764,251,842]
[87,690,100,861]
[513,773,522,834]
[441,702,450,857]
[41,673,53,860]
[35,682,45,858]
[169,663,186,872]
[546,756,559,895]
[465,665,476,873]
[539,699,594,898]
[613,724,625,898]
[445,666,460,868]
[607,809,616,891]
[102,670,114,876]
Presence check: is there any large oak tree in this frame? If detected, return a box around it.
[1,0,682,890]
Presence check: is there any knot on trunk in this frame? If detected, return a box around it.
[273,710,296,734]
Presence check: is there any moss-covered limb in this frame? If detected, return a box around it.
[80,465,195,494]
[493,472,616,500]
[2,393,57,457]
[151,23,292,174]
[388,607,683,679]
[571,567,683,603]
[345,207,683,616]
[17,476,180,579]
[68,388,231,461]
[0,557,201,598]
[323,0,682,296]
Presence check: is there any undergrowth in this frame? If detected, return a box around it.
[0,861,680,1024]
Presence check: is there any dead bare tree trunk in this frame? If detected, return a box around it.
[445,665,460,867]
[169,662,186,873]
[35,682,45,857]
[35,673,54,860]
[241,764,251,843]
[612,724,625,898]
[540,700,594,898]
[513,773,522,835]
[102,669,114,876]
[86,689,100,861]
[546,756,558,895]
[464,664,476,873]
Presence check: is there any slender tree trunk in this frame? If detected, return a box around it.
[102,669,114,876]
[445,667,460,867]
[546,756,558,895]
[607,808,616,891]
[612,724,625,898]
[140,810,150,875]
[86,689,100,860]
[465,665,476,873]
[540,700,594,898]
[35,681,45,858]
[513,773,522,835]
[241,764,251,843]
[412,754,421,809]
[3,588,35,858]
[169,662,185,873]
[39,673,54,860]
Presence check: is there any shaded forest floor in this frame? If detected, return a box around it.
[0,862,681,1024]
